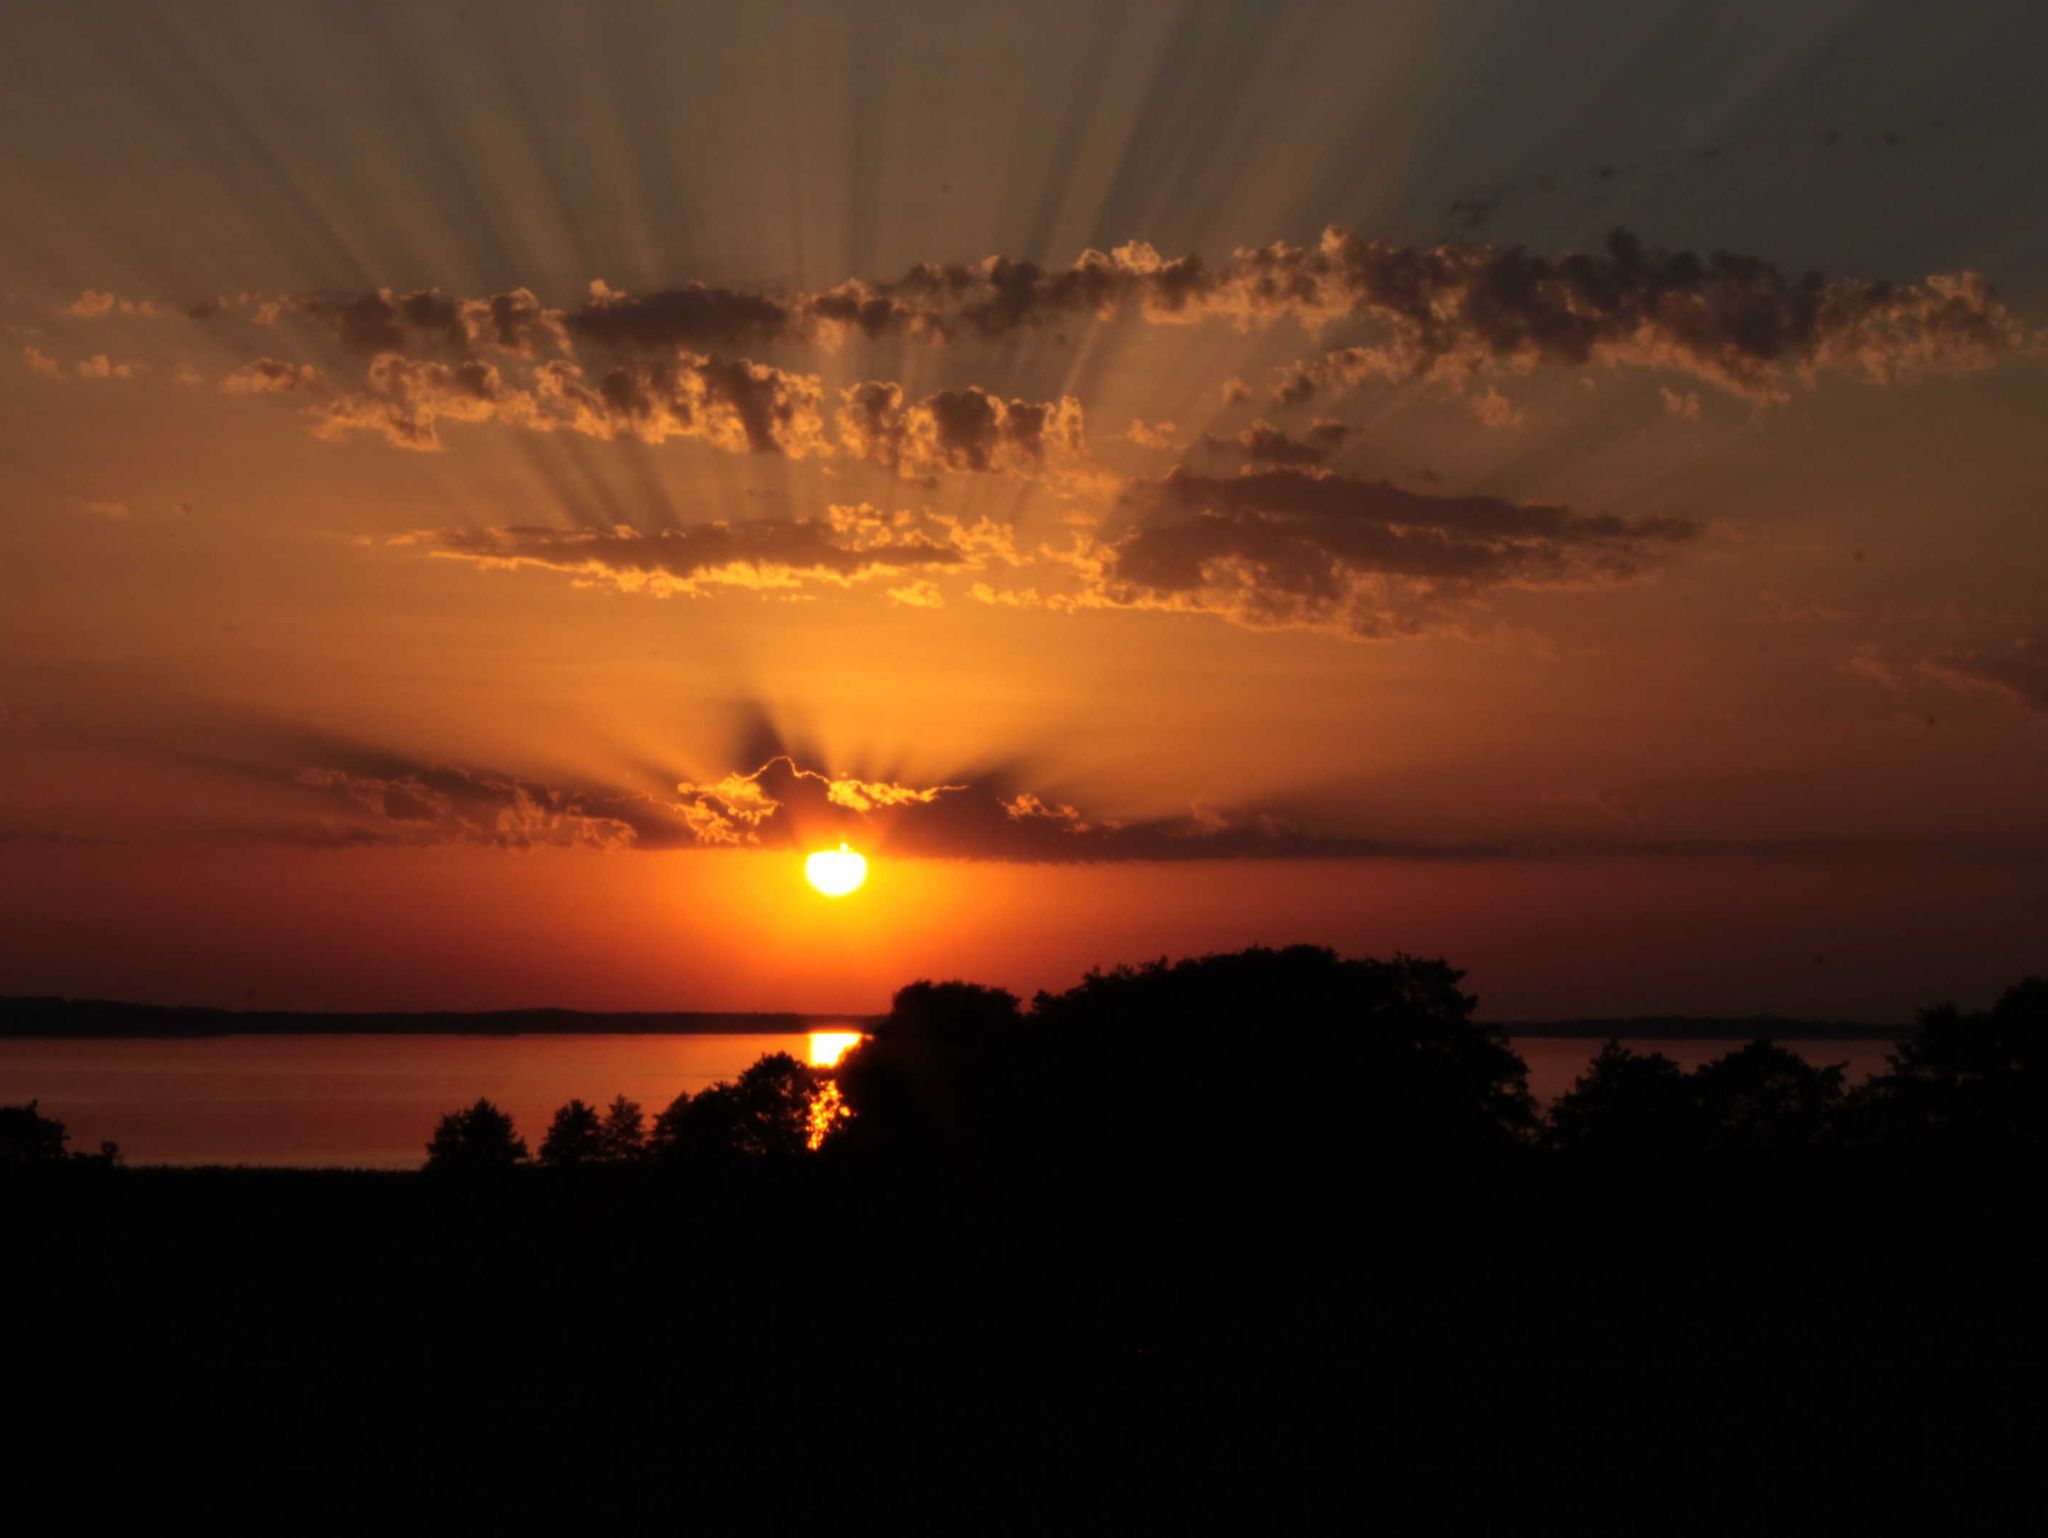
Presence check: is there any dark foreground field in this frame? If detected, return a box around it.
[16,1164,2048,1536]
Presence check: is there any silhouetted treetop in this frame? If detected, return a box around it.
[1691,1040,1845,1150]
[0,1100,70,1168]
[1027,945,1535,1143]
[649,1053,821,1162]
[835,946,1537,1243]
[1548,1041,1703,1155]
[539,1099,603,1166]
[876,981,1023,1046]
[597,1094,647,1162]
[1547,1038,1850,1154]
[1849,977,2048,1149]
[425,1099,528,1172]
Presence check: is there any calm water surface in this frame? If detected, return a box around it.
[0,1032,840,1168]
[0,1032,1898,1168]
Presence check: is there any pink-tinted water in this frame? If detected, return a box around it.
[0,1033,830,1168]
[0,1033,1898,1168]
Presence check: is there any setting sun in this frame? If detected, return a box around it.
[804,843,868,898]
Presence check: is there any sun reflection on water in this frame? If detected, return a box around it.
[803,1030,862,1150]
[805,1078,849,1151]
[807,1030,864,1068]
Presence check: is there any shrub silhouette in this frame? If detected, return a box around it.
[0,1100,70,1168]
[425,1099,529,1172]
[539,1099,603,1166]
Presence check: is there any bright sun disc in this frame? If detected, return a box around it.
[804,842,868,897]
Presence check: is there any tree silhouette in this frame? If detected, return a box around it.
[648,1088,693,1158]
[425,1099,528,1172]
[831,981,1022,1184]
[597,1094,646,1162]
[1691,1039,1845,1150]
[1847,976,2048,1148]
[539,1099,603,1166]
[1547,1041,1701,1155]
[0,1100,69,1167]
[834,947,1536,1260]
[648,1054,820,1161]
[725,1053,823,1157]
[885,980,1025,1045]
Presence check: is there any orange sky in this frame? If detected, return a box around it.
[2,2,2045,1019]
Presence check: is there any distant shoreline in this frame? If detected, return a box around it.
[0,998,880,1039]
[0,996,1908,1041]
[1492,1017,1911,1041]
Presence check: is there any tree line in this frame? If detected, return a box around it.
[416,951,2046,1178]
[424,1051,825,1172]
[8,947,2041,1271]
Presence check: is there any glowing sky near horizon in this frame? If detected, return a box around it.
[1,0,2045,1020]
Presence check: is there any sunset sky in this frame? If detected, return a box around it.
[3,0,2044,1020]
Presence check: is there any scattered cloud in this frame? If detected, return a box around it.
[409,504,1005,599]
[309,351,831,457]
[1921,635,2048,713]
[295,764,643,851]
[1066,467,1698,638]
[1844,647,1908,693]
[75,353,144,381]
[1660,386,1703,420]
[1266,228,2032,407]
[23,345,144,380]
[221,358,321,394]
[1211,419,1350,466]
[155,229,2035,499]
[57,225,2031,650]
[836,382,1085,481]
[63,290,165,319]
[300,349,1085,484]
[1472,386,1522,429]
[171,230,2036,418]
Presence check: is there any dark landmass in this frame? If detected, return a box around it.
[0,995,879,1038]
[1491,1015,1910,1041]
[10,949,2044,1530]
[15,1160,2048,1534]
[0,994,1903,1041]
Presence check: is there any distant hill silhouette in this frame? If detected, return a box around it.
[1,995,1902,1041]
[0,997,880,1038]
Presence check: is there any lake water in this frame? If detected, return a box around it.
[0,1031,1900,1168]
